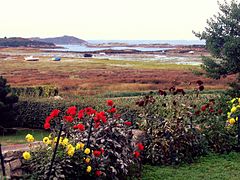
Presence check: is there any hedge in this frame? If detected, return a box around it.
[16,97,140,129]
[12,86,58,98]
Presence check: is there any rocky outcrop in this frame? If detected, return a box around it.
[31,35,87,45]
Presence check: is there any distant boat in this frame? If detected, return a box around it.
[51,57,61,61]
[83,53,93,58]
[24,56,39,61]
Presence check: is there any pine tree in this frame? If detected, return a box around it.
[0,76,18,134]
[194,0,240,95]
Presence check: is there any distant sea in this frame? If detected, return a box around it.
[51,40,205,52]
[88,39,205,45]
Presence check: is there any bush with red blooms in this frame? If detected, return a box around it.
[27,100,144,180]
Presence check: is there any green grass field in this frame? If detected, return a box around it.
[143,152,240,180]
[0,129,49,146]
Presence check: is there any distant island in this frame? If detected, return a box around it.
[30,35,87,45]
[0,37,55,48]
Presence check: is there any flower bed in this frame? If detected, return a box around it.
[21,100,144,179]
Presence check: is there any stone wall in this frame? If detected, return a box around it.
[0,150,24,179]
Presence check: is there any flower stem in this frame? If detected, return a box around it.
[87,117,94,148]
[0,144,6,177]
[47,123,63,180]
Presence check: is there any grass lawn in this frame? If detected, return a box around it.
[143,152,240,180]
[0,129,49,146]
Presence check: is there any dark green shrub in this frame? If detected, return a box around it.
[0,76,19,133]
[192,95,237,153]
[136,94,206,165]
[17,96,140,129]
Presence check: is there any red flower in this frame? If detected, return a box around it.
[158,89,167,96]
[218,109,223,114]
[45,116,53,124]
[94,122,100,129]
[93,150,101,157]
[73,125,78,129]
[64,116,74,123]
[50,109,60,118]
[136,100,145,107]
[95,170,102,177]
[196,80,203,85]
[124,121,132,126]
[114,114,121,119]
[85,107,96,115]
[78,110,84,119]
[107,108,116,113]
[134,151,140,158]
[209,108,214,113]
[195,110,201,115]
[199,85,204,91]
[77,123,85,131]
[201,105,207,111]
[101,116,107,123]
[100,148,104,154]
[107,100,114,106]
[137,143,144,151]
[44,123,50,129]
[66,106,77,116]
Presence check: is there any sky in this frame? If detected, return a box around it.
[0,0,233,40]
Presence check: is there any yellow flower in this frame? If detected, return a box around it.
[231,98,237,104]
[67,147,75,157]
[76,143,85,150]
[54,137,63,144]
[85,157,91,163]
[229,118,236,125]
[86,166,92,173]
[231,106,237,113]
[61,138,69,147]
[25,134,34,142]
[238,98,240,104]
[66,144,74,150]
[22,151,31,160]
[43,137,50,145]
[84,148,91,155]
[227,112,231,118]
